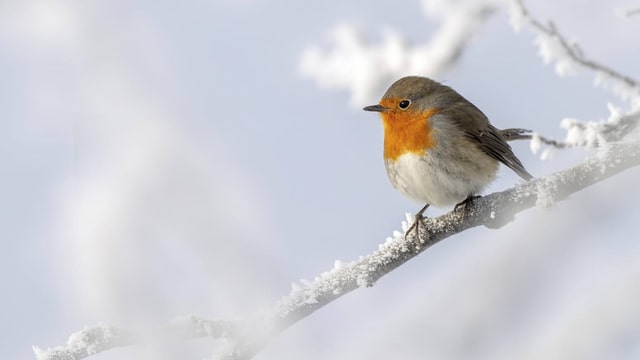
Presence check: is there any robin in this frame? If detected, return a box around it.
[363,76,533,237]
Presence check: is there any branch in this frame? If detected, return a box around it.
[33,316,240,360]
[215,144,640,360]
[501,128,571,148]
[510,0,640,102]
[33,325,132,360]
[35,108,640,359]
[299,1,499,106]
[501,106,640,150]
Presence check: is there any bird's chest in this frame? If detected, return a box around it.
[385,152,450,206]
[384,151,493,208]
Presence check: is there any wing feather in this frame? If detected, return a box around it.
[440,101,533,181]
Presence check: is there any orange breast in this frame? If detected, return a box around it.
[381,103,439,161]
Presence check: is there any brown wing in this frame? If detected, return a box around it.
[441,100,533,181]
[471,125,533,181]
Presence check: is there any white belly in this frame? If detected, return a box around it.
[385,151,498,208]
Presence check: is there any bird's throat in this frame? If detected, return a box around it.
[382,108,439,161]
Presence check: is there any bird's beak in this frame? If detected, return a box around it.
[363,104,388,112]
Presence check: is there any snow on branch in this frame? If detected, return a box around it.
[33,316,240,360]
[299,0,499,107]
[35,110,640,359]
[509,0,640,105]
[33,325,132,360]
[523,103,640,159]
[212,114,640,360]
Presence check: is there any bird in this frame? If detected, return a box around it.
[363,76,533,238]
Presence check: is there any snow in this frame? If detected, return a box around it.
[528,103,636,161]
[594,72,640,107]
[509,0,640,106]
[275,214,428,315]
[559,104,626,148]
[508,1,580,78]
[540,147,556,161]
[33,325,122,360]
[528,130,556,160]
[299,0,500,107]
[561,118,598,147]
[535,178,557,208]
[356,274,370,289]
[529,132,542,154]
[507,0,525,31]
[534,34,577,77]
[509,0,579,78]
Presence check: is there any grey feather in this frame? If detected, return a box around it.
[439,98,533,181]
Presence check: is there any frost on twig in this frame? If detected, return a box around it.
[33,316,241,360]
[33,325,131,360]
[299,0,499,106]
[525,104,640,159]
[509,0,640,105]
[509,1,640,157]
[502,113,638,161]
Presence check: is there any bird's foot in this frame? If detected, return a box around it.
[404,204,430,240]
[454,194,481,218]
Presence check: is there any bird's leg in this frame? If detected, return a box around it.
[405,203,430,240]
[454,194,481,218]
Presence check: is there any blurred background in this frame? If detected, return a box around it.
[2,0,640,359]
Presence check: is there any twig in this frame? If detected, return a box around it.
[34,316,242,360]
[33,325,132,360]
[502,107,640,149]
[513,0,640,90]
[501,128,571,148]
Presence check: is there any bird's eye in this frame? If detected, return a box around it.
[398,100,411,109]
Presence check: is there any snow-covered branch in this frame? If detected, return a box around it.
[213,115,640,360]
[33,325,132,360]
[517,103,640,160]
[299,0,500,107]
[219,5,640,353]
[507,0,640,158]
[35,109,640,359]
[33,316,240,360]
[510,0,640,105]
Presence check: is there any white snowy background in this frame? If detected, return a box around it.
[2,0,640,359]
